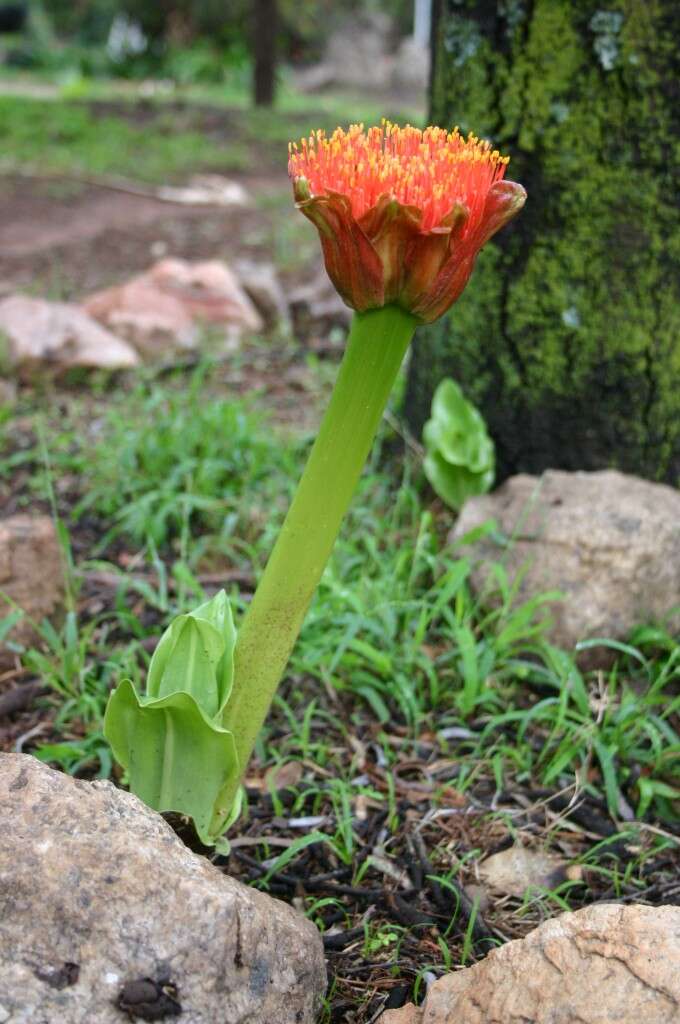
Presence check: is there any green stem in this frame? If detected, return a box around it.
[213,305,416,829]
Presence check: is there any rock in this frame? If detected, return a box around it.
[0,295,139,374]
[380,903,680,1024]
[0,753,326,1024]
[381,1007,419,1024]
[478,845,572,898]
[83,258,264,358]
[156,175,251,207]
[0,516,64,663]
[291,63,337,94]
[83,278,197,359]
[391,37,430,92]
[450,470,680,663]
[324,11,395,89]
[290,269,352,336]
[233,259,291,331]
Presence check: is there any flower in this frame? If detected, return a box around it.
[288,121,526,323]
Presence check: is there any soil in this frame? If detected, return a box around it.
[0,175,282,298]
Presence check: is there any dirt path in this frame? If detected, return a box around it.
[0,171,290,298]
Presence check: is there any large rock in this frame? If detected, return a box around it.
[0,516,64,663]
[0,295,139,374]
[0,754,326,1023]
[324,11,395,89]
[83,258,264,359]
[450,470,680,660]
[381,903,680,1024]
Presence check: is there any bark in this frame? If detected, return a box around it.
[405,0,680,483]
[253,0,278,107]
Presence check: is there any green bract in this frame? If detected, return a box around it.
[104,590,241,847]
[423,378,495,510]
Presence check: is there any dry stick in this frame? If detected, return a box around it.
[411,832,496,944]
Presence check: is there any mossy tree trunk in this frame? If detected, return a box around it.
[405,0,680,483]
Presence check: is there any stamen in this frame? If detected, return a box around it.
[288,122,509,232]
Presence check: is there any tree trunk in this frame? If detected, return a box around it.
[253,0,277,107]
[405,0,680,484]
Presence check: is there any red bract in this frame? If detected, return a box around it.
[289,122,526,323]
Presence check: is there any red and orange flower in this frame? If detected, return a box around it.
[289,121,526,324]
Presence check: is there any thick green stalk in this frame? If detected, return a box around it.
[214,305,416,827]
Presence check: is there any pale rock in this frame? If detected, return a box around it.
[234,259,291,331]
[324,11,395,89]
[381,903,680,1024]
[478,845,570,898]
[291,63,337,94]
[157,174,251,207]
[83,258,264,358]
[150,258,263,332]
[391,36,430,91]
[83,278,197,359]
[381,1007,419,1024]
[0,516,64,663]
[0,295,139,373]
[450,470,680,664]
[0,753,326,1023]
[290,270,352,334]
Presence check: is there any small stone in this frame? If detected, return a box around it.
[0,295,139,375]
[0,516,64,665]
[157,175,251,208]
[233,259,291,331]
[83,258,264,359]
[450,469,680,665]
[290,269,352,335]
[380,903,680,1024]
[0,753,326,1023]
[478,845,569,898]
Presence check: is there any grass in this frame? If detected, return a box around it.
[0,94,252,181]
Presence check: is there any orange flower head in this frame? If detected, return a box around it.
[288,121,526,323]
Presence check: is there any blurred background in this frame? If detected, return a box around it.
[0,1,427,105]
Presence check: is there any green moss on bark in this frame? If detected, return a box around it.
[406,0,680,482]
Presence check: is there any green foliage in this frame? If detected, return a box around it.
[72,372,298,548]
[423,378,495,509]
[104,589,242,846]
[5,374,679,830]
[409,0,680,483]
[0,96,250,181]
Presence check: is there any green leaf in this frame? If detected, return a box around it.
[147,589,236,717]
[423,379,495,510]
[104,589,241,845]
[104,679,239,846]
[259,831,329,884]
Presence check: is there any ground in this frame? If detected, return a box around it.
[1,79,679,1024]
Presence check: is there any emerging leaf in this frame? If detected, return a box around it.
[103,589,241,846]
[423,379,495,510]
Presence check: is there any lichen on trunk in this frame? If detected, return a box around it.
[406,0,680,483]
